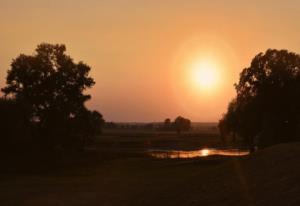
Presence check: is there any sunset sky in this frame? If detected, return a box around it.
[1,0,300,122]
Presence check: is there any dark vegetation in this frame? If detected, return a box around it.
[1,140,300,206]
[160,116,192,133]
[104,116,192,133]
[0,43,104,152]
[220,49,300,150]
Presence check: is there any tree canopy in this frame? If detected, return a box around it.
[220,49,300,148]
[1,43,104,150]
[174,116,191,134]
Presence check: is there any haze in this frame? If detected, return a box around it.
[1,0,300,122]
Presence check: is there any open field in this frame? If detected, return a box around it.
[1,130,300,206]
[97,128,222,150]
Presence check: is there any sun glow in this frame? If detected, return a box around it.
[171,35,239,120]
[200,149,210,156]
[189,59,220,92]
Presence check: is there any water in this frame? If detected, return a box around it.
[148,148,250,159]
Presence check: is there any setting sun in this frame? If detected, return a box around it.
[189,59,221,92]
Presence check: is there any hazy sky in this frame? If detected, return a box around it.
[1,0,300,122]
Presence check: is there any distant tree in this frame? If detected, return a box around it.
[174,116,191,134]
[163,118,172,131]
[220,49,300,149]
[1,43,102,149]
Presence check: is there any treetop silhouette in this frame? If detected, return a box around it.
[1,43,103,150]
[220,49,300,149]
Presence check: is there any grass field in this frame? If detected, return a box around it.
[1,129,299,206]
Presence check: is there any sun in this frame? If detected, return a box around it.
[189,59,220,92]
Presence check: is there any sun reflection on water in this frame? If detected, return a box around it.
[149,148,249,159]
[201,149,210,156]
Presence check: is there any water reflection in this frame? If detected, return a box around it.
[148,148,249,159]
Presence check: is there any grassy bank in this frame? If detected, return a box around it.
[0,131,299,206]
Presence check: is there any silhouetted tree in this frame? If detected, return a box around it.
[174,116,191,134]
[219,99,239,143]
[1,43,102,149]
[68,109,104,149]
[221,49,300,149]
[163,118,172,131]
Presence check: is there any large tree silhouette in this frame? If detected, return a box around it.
[1,43,102,149]
[220,49,300,149]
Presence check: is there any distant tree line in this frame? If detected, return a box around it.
[103,116,192,133]
[162,116,191,133]
[103,122,156,130]
[219,49,300,150]
[0,43,104,152]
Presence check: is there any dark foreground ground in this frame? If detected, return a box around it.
[1,130,300,206]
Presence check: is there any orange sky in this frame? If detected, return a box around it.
[1,0,300,122]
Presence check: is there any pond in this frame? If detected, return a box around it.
[148,148,250,159]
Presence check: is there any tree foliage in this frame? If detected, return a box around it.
[220,49,300,148]
[174,116,191,134]
[160,117,191,133]
[1,43,104,149]
[163,118,172,130]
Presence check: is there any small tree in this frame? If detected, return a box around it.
[174,116,191,134]
[163,118,172,131]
